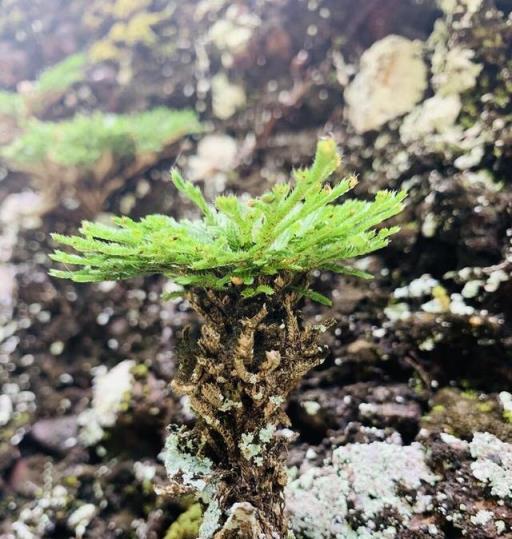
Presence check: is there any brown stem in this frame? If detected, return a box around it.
[168,275,327,537]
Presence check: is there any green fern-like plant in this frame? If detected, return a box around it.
[49,139,405,537]
[0,90,22,117]
[2,107,201,168]
[50,138,405,302]
[34,52,87,94]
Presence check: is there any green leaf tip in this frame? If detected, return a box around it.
[50,138,406,298]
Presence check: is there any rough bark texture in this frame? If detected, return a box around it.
[170,274,329,537]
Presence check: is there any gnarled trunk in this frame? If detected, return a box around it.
[166,275,329,538]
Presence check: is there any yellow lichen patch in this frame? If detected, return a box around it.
[113,0,152,19]
[89,39,122,62]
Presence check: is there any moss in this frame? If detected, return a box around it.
[88,4,170,64]
[34,53,87,94]
[165,504,202,539]
[112,0,152,18]
[132,363,149,379]
[0,90,22,117]
[2,108,200,168]
[422,388,512,441]
[89,39,122,62]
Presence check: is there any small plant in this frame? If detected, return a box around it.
[33,52,87,95]
[1,108,200,215]
[50,139,406,538]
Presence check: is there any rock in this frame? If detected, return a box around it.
[30,415,78,453]
[188,134,238,194]
[211,73,246,120]
[78,359,135,446]
[470,432,512,499]
[344,35,427,133]
[421,388,512,442]
[286,441,437,538]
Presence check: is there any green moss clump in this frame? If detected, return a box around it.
[34,53,87,94]
[422,388,512,441]
[1,108,201,168]
[0,90,22,117]
[165,504,202,539]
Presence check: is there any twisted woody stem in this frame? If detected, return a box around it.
[170,274,330,537]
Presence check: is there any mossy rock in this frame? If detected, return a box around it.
[422,387,512,442]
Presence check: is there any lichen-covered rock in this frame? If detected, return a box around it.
[344,35,427,134]
[422,388,512,442]
[470,432,512,499]
[78,359,135,446]
[286,441,436,538]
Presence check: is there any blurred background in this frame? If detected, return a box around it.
[0,0,511,537]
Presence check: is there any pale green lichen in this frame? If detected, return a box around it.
[0,90,22,117]
[239,425,276,465]
[162,427,213,493]
[286,441,436,539]
[198,497,222,539]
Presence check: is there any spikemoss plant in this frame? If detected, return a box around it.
[50,139,405,538]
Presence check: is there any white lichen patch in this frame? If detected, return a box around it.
[432,46,482,97]
[0,393,13,426]
[400,94,461,145]
[211,73,246,120]
[286,441,436,538]
[470,509,493,526]
[78,359,135,446]
[499,392,512,421]
[67,504,96,539]
[344,35,427,133]
[470,432,512,499]
[208,4,260,62]
[302,400,321,416]
[384,302,410,322]
[394,275,439,299]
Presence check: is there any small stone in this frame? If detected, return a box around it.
[31,416,78,453]
[344,35,427,133]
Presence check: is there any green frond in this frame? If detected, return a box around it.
[2,108,201,168]
[34,53,87,94]
[50,139,406,303]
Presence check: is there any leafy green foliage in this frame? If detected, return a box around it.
[34,53,87,94]
[0,90,22,116]
[2,108,201,168]
[50,139,406,298]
